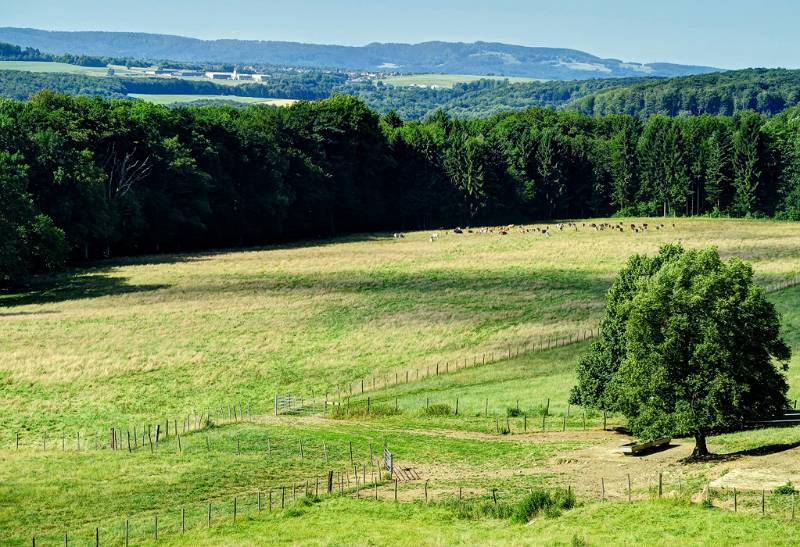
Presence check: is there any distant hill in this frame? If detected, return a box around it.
[342,68,800,119]
[0,27,720,80]
[565,68,800,117]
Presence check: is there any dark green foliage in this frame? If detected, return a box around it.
[510,488,576,523]
[0,151,66,283]
[569,69,800,118]
[573,244,791,456]
[422,404,453,417]
[774,483,797,495]
[1,90,800,286]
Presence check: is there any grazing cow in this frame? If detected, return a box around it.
[429,233,439,242]
[453,227,463,234]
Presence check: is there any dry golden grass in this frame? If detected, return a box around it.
[1,217,798,434]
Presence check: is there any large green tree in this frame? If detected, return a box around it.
[571,245,791,457]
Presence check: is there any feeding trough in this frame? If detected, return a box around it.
[620,437,671,456]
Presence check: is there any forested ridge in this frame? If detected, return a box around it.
[0,69,346,102]
[2,91,800,285]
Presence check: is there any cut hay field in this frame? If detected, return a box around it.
[378,73,544,88]
[127,93,297,106]
[1,217,799,545]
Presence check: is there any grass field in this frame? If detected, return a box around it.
[127,94,298,106]
[1,217,799,545]
[378,73,544,88]
[0,60,112,76]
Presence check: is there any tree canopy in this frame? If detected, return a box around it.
[2,92,800,286]
[571,245,791,457]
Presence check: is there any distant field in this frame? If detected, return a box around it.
[127,93,298,106]
[378,73,544,88]
[0,60,111,76]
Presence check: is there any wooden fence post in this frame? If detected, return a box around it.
[627,473,631,502]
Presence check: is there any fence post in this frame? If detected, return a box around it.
[733,488,737,512]
[658,472,662,497]
[182,507,185,532]
[601,478,605,501]
[124,519,128,546]
[208,503,212,527]
[395,478,398,502]
[627,473,631,502]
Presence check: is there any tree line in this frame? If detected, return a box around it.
[0,41,135,68]
[0,68,346,102]
[1,91,799,285]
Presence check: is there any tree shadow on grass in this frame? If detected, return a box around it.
[0,272,169,308]
[683,441,800,464]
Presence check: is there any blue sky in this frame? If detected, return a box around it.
[3,0,798,69]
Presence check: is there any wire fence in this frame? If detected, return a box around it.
[25,467,800,545]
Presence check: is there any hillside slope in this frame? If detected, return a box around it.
[0,27,719,80]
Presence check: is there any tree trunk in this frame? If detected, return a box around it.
[692,433,709,458]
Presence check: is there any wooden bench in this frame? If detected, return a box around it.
[620,437,671,455]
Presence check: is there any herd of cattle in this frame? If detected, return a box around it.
[393,221,676,242]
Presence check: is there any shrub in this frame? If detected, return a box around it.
[439,497,513,521]
[422,403,453,417]
[774,483,797,495]
[329,403,401,419]
[506,407,522,417]
[511,488,576,523]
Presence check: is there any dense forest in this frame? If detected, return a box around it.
[339,78,652,119]
[344,69,800,120]
[0,40,135,68]
[569,69,800,117]
[2,92,799,285]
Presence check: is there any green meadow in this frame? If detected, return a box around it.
[2,218,799,545]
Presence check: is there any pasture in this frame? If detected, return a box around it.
[378,73,544,88]
[1,217,799,545]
